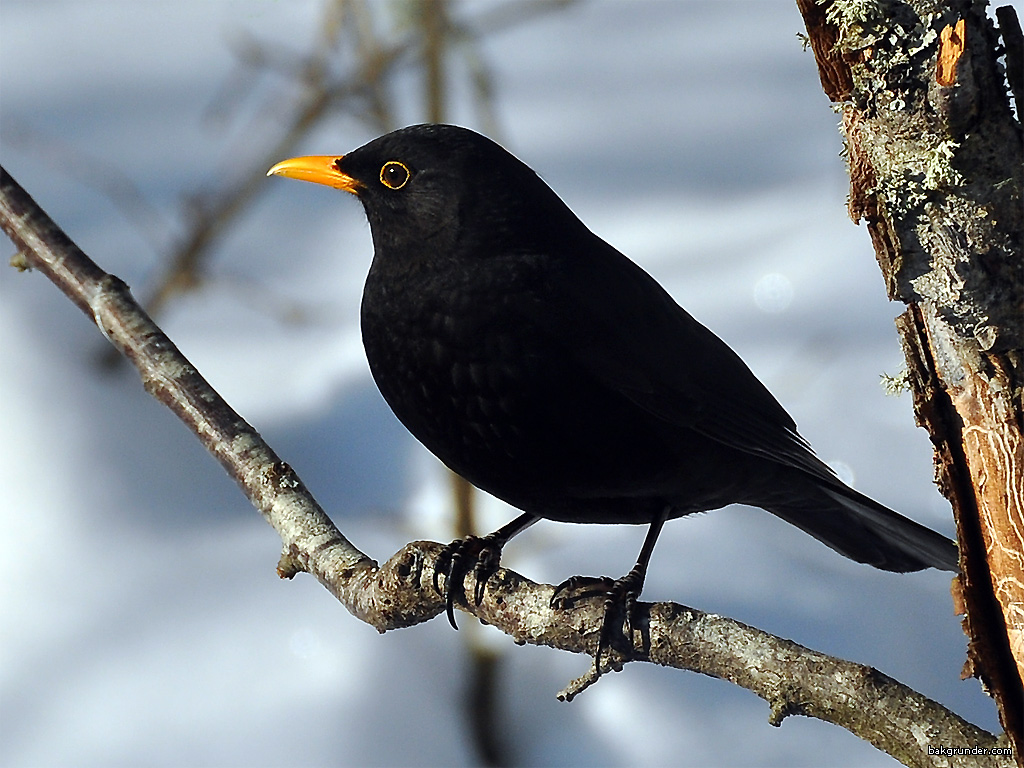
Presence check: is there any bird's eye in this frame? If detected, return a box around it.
[380,161,410,190]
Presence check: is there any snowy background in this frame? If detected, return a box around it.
[1,1,1013,766]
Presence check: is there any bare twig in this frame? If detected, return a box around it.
[133,0,579,324]
[2,162,1011,768]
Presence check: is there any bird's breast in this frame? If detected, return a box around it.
[360,256,655,505]
[361,267,542,472]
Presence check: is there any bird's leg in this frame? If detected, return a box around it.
[552,508,669,676]
[595,509,668,673]
[434,511,539,629]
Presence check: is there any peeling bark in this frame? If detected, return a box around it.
[796,0,1023,759]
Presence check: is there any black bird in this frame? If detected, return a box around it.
[269,124,958,665]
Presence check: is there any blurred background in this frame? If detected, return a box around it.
[1,1,1014,765]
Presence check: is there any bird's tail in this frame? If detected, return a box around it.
[767,484,959,572]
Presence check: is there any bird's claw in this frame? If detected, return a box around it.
[550,575,616,610]
[551,568,646,676]
[433,535,504,629]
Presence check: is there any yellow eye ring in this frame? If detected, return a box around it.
[380,161,410,190]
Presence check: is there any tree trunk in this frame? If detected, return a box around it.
[796,0,1023,759]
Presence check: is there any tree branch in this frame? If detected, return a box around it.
[1,162,1009,766]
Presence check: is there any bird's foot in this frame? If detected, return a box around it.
[550,575,617,610]
[551,567,646,676]
[433,534,504,630]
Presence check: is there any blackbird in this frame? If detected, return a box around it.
[269,124,958,665]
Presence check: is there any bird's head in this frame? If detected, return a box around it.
[268,124,582,260]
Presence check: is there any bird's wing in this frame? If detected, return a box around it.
[531,238,840,485]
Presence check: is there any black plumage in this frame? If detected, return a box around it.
[269,124,958,663]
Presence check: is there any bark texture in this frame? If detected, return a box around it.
[795,0,1023,759]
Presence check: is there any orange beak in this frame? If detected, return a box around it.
[267,155,362,194]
